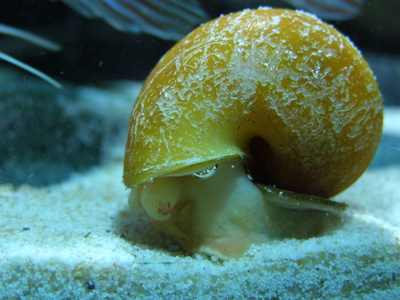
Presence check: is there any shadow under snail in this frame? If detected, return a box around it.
[123,8,383,259]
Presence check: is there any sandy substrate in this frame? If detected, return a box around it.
[1,107,399,299]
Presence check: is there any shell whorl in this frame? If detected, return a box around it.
[123,8,383,198]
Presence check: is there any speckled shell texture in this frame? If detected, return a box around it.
[124,8,383,198]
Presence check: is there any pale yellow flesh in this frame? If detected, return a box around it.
[129,161,343,258]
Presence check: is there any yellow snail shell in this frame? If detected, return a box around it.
[123,8,383,258]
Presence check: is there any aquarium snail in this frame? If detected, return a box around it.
[123,8,383,258]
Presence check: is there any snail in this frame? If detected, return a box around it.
[123,8,383,258]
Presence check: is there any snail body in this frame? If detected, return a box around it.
[123,8,383,258]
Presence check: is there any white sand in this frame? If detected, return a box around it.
[1,102,399,299]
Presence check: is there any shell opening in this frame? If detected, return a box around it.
[248,136,279,187]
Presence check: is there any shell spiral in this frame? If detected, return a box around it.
[124,8,383,198]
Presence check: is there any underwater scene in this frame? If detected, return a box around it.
[0,0,399,299]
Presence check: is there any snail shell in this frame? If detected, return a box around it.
[123,8,383,258]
